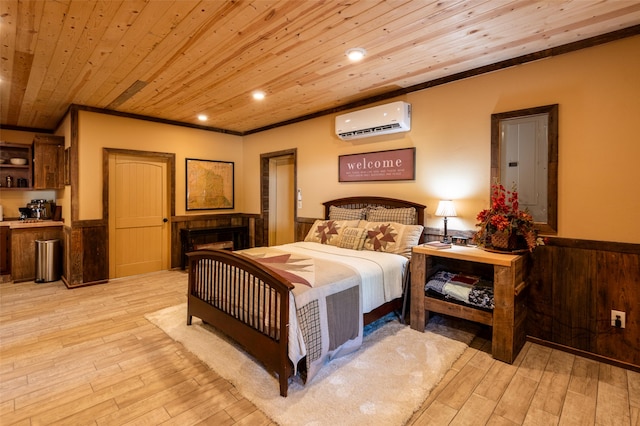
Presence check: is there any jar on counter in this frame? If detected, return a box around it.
[5,176,12,188]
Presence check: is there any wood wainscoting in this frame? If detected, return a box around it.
[62,214,257,287]
[63,221,109,288]
[528,238,639,368]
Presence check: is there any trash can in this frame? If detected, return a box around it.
[35,239,60,283]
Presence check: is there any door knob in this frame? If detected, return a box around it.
[163,218,168,223]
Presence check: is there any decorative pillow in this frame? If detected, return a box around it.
[329,206,367,221]
[366,207,417,225]
[304,220,360,245]
[337,226,367,250]
[361,221,424,258]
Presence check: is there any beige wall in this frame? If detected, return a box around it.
[3,35,639,244]
[242,35,640,244]
[77,111,244,220]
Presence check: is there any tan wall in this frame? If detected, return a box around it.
[77,111,244,220]
[242,36,640,244]
[3,36,639,244]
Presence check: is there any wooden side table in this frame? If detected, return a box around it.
[410,244,530,363]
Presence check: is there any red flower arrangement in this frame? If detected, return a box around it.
[473,183,542,251]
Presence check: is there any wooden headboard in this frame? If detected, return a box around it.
[322,196,426,226]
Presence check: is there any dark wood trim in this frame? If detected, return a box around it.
[0,124,53,133]
[295,217,317,224]
[527,336,640,373]
[62,277,108,289]
[71,219,107,228]
[491,104,558,235]
[71,104,242,136]
[70,106,80,222]
[544,236,640,254]
[172,212,258,222]
[260,149,297,247]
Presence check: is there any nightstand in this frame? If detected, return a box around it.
[410,244,530,363]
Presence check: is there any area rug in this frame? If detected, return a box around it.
[146,304,477,425]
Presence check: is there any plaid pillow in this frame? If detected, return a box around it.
[329,206,367,221]
[337,226,367,250]
[366,207,416,225]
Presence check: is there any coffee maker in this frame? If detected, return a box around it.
[25,199,55,220]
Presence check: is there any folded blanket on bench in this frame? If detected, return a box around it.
[425,271,494,310]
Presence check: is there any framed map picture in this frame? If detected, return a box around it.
[186,158,234,210]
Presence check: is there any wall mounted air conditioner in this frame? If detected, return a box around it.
[335,101,411,140]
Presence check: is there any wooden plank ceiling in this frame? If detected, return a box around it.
[1,0,640,134]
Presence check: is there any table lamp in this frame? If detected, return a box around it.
[435,200,457,243]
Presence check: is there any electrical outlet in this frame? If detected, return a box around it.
[611,310,626,328]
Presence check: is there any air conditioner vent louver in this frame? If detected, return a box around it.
[335,101,411,140]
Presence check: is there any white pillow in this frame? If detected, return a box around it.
[337,226,367,250]
[304,220,361,245]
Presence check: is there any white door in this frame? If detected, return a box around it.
[500,114,548,222]
[108,154,169,278]
[268,155,295,246]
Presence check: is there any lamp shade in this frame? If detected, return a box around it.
[435,200,457,217]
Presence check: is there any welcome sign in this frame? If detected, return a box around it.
[339,147,415,182]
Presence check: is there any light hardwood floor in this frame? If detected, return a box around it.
[1,271,638,425]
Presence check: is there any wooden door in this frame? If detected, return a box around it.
[108,154,169,278]
[268,155,294,246]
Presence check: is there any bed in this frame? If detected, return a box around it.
[186,196,425,396]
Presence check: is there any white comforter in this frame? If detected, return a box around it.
[242,241,407,381]
[279,242,407,312]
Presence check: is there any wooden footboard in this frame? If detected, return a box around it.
[187,249,295,397]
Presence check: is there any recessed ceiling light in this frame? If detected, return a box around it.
[252,90,266,100]
[197,114,208,121]
[346,47,366,61]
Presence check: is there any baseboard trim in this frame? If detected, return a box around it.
[62,275,108,289]
[527,336,639,373]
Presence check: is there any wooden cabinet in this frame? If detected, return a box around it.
[180,225,249,269]
[410,245,530,364]
[0,226,10,275]
[33,135,65,189]
[11,226,63,282]
[0,142,33,189]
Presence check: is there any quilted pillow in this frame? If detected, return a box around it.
[366,207,417,225]
[361,221,424,258]
[329,206,367,221]
[304,220,360,245]
[337,226,367,250]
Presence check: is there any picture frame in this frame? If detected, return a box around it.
[338,147,416,182]
[186,158,234,210]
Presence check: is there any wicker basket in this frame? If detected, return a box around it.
[490,231,512,249]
